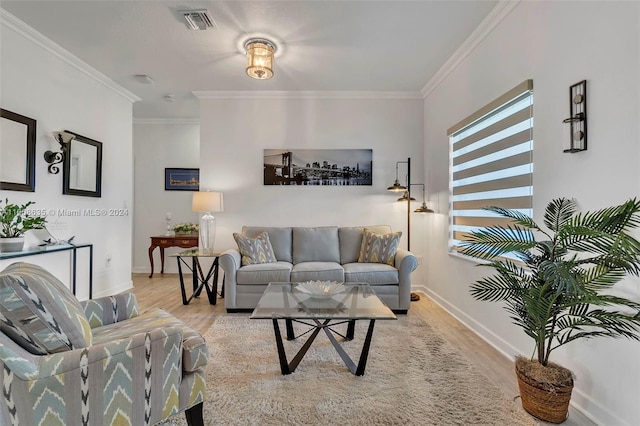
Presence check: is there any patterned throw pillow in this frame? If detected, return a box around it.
[233,231,277,266]
[0,262,92,355]
[358,228,402,266]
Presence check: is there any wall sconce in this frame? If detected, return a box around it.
[45,131,75,174]
[562,80,587,153]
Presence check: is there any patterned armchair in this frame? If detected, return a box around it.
[0,262,207,426]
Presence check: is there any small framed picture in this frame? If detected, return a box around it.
[165,168,199,191]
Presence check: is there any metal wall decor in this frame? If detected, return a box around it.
[562,80,587,153]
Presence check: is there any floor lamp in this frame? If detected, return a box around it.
[388,158,433,302]
[387,157,411,250]
[192,191,224,254]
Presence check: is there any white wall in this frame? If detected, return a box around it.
[197,96,427,284]
[0,12,136,299]
[423,2,640,425]
[132,121,200,274]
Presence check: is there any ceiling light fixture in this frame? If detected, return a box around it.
[244,38,276,80]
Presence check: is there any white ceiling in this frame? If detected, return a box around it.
[1,1,498,119]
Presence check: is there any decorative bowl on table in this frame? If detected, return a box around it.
[296,281,345,299]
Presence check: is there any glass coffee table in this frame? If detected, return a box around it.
[250,282,397,376]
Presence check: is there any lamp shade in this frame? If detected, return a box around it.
[245,38,276,80]
[386,180,406,192]
[192,191,223,213]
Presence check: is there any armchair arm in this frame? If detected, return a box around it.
[81,292,139,328]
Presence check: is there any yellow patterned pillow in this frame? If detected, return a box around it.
[233,231,277,266]
[358,228,402,265]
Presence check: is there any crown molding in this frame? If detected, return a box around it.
[192,91,423,100]
[133,118,200,125]
[420,0,520,99]
[1,9,140,103]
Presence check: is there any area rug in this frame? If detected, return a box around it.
[165,314,536,425]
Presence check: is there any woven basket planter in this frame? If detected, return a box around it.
[516,367,573,423]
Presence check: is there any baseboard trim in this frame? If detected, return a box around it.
[94,280,133,298]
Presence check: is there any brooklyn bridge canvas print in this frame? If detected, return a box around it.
[264,149,372,186]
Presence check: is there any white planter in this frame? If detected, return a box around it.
[0,237,25,253]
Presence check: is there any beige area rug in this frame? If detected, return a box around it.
[165,313,536,426]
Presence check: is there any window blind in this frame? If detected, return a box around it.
[449,80,533,251]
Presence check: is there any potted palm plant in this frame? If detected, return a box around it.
[460,198,640,423]
[0,198,47,252]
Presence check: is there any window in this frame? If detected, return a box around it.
[449,80,533,253]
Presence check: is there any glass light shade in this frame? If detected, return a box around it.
[245,39,275,80]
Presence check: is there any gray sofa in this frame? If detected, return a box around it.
[219,225,418,313]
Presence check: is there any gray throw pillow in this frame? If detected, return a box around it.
[233,231,277,266]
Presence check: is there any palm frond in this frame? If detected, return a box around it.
[469,261,529,302]
[459,225,535,259]
[483,206,548,234]
[543,198,578,233]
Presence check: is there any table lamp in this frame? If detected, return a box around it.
[192,191,223,254]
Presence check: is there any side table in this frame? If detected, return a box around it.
[170,249,224,305]
[148,235,198,278]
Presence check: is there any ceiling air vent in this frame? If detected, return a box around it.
[179,9,217,31]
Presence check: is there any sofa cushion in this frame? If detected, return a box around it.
[339,226,392,264]
[290,262,344,283]
[292,226,340,264]
[92,308,207,372]
[234,231,277,266]
[242,226,292,263]
[0,262,92,355]
[358,228,402,266]
[237,261,293,285]
[343,262,399,285]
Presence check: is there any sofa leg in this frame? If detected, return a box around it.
[185,402,204,426]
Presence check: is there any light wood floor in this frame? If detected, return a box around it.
[130,273,596,426]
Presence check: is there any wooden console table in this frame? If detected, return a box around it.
[148,235,198,278]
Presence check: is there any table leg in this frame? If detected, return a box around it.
[148,245,156,278]
[160,247,165,274]
[192,257,198,294]
[355,320,376,376]
[285,319,295,340]
[177,258,188,305]
[346,319,356,340]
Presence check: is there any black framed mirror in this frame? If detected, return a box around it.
[63,130,102,197]
[0,108,36,192]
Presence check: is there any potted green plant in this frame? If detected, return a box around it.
[460,198,640,423]
[0,198,47,252]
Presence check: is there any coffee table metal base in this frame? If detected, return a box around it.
[271,318,376,376]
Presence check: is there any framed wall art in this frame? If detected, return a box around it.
[264,149,372,186]
[165,168,199,191]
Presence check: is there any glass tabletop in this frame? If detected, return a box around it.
[250,282,397,320]
[169,249,223,258]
